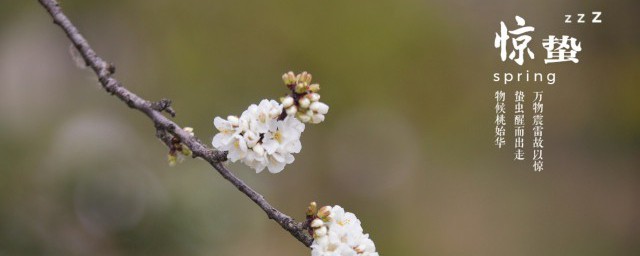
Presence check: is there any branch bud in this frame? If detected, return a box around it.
[283,71,296,85]
[317,205,332,220]
[296,112,311,123]
[168,154,177,166]
[310,102,329,114]
[308,83,320,93]
[299,97,310,109]
[181,146,193,157]
[183,127,195,137]
[310,218,324,229]
[286,105,298,116]
[294,82,307,94]
[307,201,318,217]
[282,96,294,108]
[299,71,312,84]
[308,92,321,102]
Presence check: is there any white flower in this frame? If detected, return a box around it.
[262,116,303,154]
[242,99,282,134]
[226,134,248,162]
[243,147,267,171]
[311,205,379,256]
[327,206,363,236]
[262,116,304,173]
[211,100,305,173]
[211,116,239,148]
[243,130,260,148]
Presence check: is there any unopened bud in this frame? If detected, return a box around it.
[297,112,311,123]
[286,105,298,116]
[168,154,177,166]
[308,83,320,92]
[181,146,193,157]
[299,97,310,109]
[308,92,321,102]
[311,114,325,124]
[299,71,312,83]
[283,71,296,85]
[282,96,294,108]
[307,201,318,216]
[183,127,194,134]
[317,206,332,219]
[310,102,329,115]
[295,82,307,94]
[311,218,324,229]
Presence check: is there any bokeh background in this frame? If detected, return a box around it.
[1,0,639,255]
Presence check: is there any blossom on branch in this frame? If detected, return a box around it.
[212,99,304,173]
[281,71,329,124]
[211,72,328,173]
[308,203,379,256]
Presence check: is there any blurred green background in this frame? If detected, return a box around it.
[1,0,639,255]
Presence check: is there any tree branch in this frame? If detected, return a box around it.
[37,0,313,247]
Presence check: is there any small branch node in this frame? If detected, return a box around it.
[151,98,176,117]
[107,62,116,74]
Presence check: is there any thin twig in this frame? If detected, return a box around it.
[37,0,313,247]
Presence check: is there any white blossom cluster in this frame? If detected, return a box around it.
[211,72,328,173]
[310,205,379,256]
[212,99,305,173]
